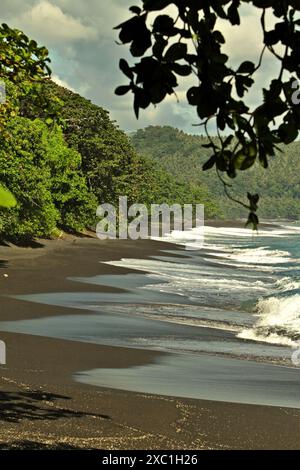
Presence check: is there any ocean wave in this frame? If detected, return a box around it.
[204,224,300,238]
[238,294,300,347]
[276,276,300,292]
[237,329,297,348]
[105,303,253,328]
[214,247,293,265]
[106,258,270,303]
[155,224,300,248]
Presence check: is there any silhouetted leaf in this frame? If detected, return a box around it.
[115,85,131,96]
[171,63,191,76]
[129,6,141,15]
[237,61,255,74]
[153,15,176,35]
[165,43,187,62]
[143,0,172,11]
[228,0,241,25]
[203,156,216,171]
[119,59,133,79]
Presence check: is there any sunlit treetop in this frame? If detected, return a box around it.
[0,23,50,82]
[0,24,59,208]
[0,23,63,128]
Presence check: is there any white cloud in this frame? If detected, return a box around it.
[52,74,76,92]
[16,1,98,45]
[218,7,263,64]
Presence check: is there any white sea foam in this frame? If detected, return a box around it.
[155,224,300,250]
[202,258,286,273]
[153,225,299,271]
[204,225,300,238]
[237,329,297,347]
[276,277,300,292]
[106,258,269,291]
[105,258,271,309]
[238,294,300,347]
[214,247,292,265]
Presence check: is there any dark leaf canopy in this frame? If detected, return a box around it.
[116,0,300,226]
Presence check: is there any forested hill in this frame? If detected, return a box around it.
[131,126,300,220]
[49,83,219,215]
[0,82,219,241]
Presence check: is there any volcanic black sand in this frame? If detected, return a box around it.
[0,232,300,449]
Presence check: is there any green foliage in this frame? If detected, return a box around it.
[0,24,53,130]
[116,1,300,225]
[0,24,60,210]
[44,82,144,206]
[0,24,97,239]
[0,186,16,208]
[131,125,300,221]
[42,82,219,218]
[0,23,50,83]
[0,118,96,239]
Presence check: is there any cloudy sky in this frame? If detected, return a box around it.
[1,0,279,133]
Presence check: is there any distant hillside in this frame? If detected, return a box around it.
[131,126,300,220]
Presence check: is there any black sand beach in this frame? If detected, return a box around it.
[1,234,300,449]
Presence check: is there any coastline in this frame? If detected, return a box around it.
[1,233,300,449]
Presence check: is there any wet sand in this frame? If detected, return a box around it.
[1,235,300,449]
